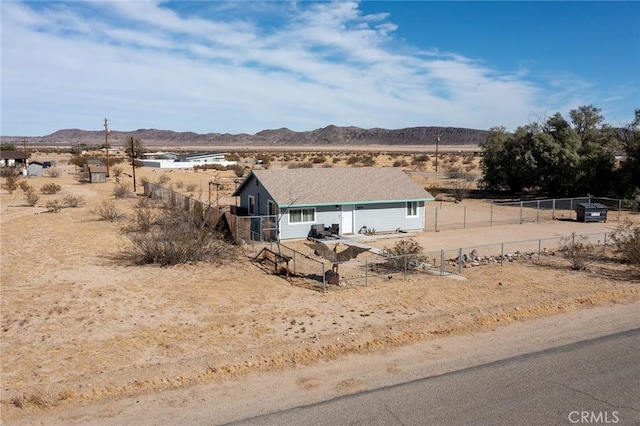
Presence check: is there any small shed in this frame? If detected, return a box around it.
[575,203,608,223]
[88,165,107,183]
[27,161,44,176]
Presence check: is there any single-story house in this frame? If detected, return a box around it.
[27,161,44,176]
[0,151,28,167]
[232,167,435,240]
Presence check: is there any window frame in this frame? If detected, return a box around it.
[289,207,315,224]
[248,195,255,215]
[406,201,419,218]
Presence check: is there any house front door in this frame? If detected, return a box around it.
[341,204,354,234]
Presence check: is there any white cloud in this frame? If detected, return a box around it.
[0,0,628,136]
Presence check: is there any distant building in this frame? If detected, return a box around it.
[88,165,107,183]
[137,152,237,169]
[27,161,44,176]
[0,151,27,167]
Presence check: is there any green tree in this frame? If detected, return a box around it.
[0,143,17,151]
[125,137,146,159]
[615,109,640,198]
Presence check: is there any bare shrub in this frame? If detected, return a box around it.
[46,199,62,213]
[18,180,31,193]
[392,159,409,167]
[41,182,62,194]
[126,207,232,266]
[113,183,130,199]
[174,180,184,189]
[92,200,121,221]
[24,188,39,206]
[232,164,245,177]
[609,219,640,266]
[62,192,85,208]
[156,174,171,185]
[382,238,426,270]
[559,232,594,270]
[139,176,150,187]
[185,182,198,192]
[46,167,61,177]
[133,207,157,232]
[1,170,20,193]
[111,166,123,178]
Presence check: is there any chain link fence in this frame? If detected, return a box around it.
[428,196,637,232]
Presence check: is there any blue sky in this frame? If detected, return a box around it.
[1,1,638,137]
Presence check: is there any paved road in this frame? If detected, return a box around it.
[230,329,640,426]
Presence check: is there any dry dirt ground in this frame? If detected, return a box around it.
[1,152,639,424]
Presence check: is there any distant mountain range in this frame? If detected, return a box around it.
[4,125,489,147]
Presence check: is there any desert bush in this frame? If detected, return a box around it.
[174,180,184,189]
[139,176,150,186]
[609,220,640,266]
[559,232,594,270]
[444,165,476,182]
[133,207,157,232]
[346,155,360,165]
[46,199,62,213]
[92,200,121,221]
[24,188,39,206]
[1,170,21,193]
[46,167,61,178]
[226,152,240,161]
[113,182,130,199]
[310,155,326,164]
[232,164,245,177]
[288,162,313,169]
[18,180,31,192]
[449,181,473,200]
[126,206,231,266]
[156,174,171,185]
[185,182,198,192]
[382,238,427,270]
[412,154,430,164]
[111,166,123,178]
[392,159,409,167]
[462,154,475,165]
[62,192,85,208]
[41,182,62,194]
[332,157,341,164]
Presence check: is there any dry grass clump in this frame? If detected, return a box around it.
[92,200,121,221]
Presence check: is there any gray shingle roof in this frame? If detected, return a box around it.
[237,167,434,207]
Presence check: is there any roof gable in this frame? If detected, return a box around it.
[235,167,433,207]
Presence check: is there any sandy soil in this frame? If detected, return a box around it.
[1,153,639,423]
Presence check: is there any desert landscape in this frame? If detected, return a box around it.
[1,149,639,424]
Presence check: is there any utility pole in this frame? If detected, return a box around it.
[104,118,110,177]
[435,132,441,173]
[130,137,137,193]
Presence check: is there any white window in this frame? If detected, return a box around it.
[248,195,255,215]
[268,200,277,216]
[289,208,315,223]
[406,201,418,218]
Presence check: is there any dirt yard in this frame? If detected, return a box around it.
[1,152,639,423]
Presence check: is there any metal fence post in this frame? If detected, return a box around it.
[490,203,493,226]
[552,199,556,220]
[293,251,297,276]
[435,206,439,232]
[440,250,445,276]
[458,248,463,274]
[322,262,326,293]
[403,255,408,281]
[365,260,368,287]
[538,239,541,262]
[618,199,622,221]
[463,206,467,229]
[519,201,523,224]
[501,243,504,266]
[536,200,540,222]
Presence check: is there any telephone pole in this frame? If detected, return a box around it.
[435,133,441,174]
[130,137,137,193]
[104,118,110,177]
